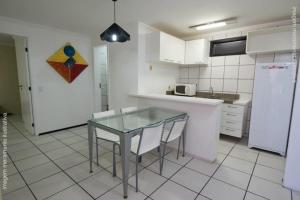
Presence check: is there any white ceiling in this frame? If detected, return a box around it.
[0,0,299,38]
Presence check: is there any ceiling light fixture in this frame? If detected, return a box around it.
[190,17,237,31]
[100,0,130,42]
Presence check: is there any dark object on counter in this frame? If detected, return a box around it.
[166,90,175,95]
[196,92,240,104]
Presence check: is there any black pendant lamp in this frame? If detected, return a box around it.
[100,0,130,42]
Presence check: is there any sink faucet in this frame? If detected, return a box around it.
[209,86,214,96]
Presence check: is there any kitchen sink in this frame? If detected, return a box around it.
[195,92,239,104]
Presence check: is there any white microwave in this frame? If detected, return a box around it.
[175,84,197,96]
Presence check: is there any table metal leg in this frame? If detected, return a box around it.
[182,125,186,157]
[120,134,131,199]
[88,123,94,173]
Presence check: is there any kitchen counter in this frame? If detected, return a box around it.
[130,93,224,106]
[130,92,223,162]
[232,98,251,106]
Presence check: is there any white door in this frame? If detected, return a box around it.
[13,36,34,134]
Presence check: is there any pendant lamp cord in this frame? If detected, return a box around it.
[113,0,116,22]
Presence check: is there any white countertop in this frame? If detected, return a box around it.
[130,93,224,106]
[232,98,252,106]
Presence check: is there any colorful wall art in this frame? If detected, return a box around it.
[47,43,88,83]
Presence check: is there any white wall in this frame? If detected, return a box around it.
[0,17,94,134]
[284,61,300,191]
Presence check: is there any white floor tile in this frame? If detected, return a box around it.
[59,135,85,145]
[244,192,268,200]
[79,170,121,198]
[3,187,35,200]
[195,195,210,200]
[257,153,285,171]
[98,184,146,200]
[229,147,258,163]
[14,154,50,171]
[53,152,87,170]
[47,185,93,200]
[9,147,41,161]
[38,140,66,152]
[216,153,226,164]
[164,151,193,166]
[29,172,74,200]
[128,169,166,195]
[222,156,255,174]
[218,143,232,154]
[171,167,209,192]
[248,176,291,200]
[186,158,219,176]
[51,130,76,139]
[107,161,143,179]
[253,164,284,184]
[3,173,26,194]
[201,178,245,200]
[8,141,34,153]
[213,166,251,190]
[30,136,56,145]
[21,162,61,184]
[45,146,75,160]
[147,159,181,178]
[65,161,102,182]
[151,181,197,200]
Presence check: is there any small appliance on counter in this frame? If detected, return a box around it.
[166,85,175,95]
[175,83,197,96]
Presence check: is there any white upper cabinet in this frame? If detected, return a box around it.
[185,39,209,65]
[160,32,185,64]
[147,31,185,64]
[246,25,300,54]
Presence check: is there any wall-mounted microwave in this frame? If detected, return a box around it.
[210,36,247,57]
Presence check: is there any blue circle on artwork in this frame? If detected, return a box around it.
[64,45,75,57]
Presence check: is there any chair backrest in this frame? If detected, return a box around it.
[120,106,138,114]
[166,116,188,142]
[137,121,165,155]
[92,110,115,119]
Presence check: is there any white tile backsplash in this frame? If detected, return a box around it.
[179,67,188,78]
[198,79,211,91]
[199,67,211,78]
[211,79,223,92]
[223,79,238,93]
[224,66,239,79]
[225,55,240,66]
[212,56,225,66]
[239,65,255,79]
[240,55,256,65]
[238,80,254,93]
[274,53,293,62]
[226,31,242,38]
[189,67,200,79]
[211,66,225,79]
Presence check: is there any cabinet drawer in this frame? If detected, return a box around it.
[223,104,244,114]
[222,120,243,130]
[221,126,242,138]
[222,112,243,122]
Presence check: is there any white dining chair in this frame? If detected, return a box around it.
[113,120,165,192]
[120,106,138,114]
[92,110,119,166]
[160,116,188,174]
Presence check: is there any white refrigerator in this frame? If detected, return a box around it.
[249,62,296,155]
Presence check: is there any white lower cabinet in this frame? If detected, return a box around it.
[221,103,248,138]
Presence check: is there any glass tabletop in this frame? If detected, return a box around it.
[90,107,186,133]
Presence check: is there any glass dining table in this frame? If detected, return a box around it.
[87,107,187,198]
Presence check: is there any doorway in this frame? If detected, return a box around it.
[93,45,109,112]
[0,33,35,134]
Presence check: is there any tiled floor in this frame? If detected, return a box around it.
[1,116,299,200]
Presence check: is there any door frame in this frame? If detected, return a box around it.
[93,44,109,112]
[9,33,35,135]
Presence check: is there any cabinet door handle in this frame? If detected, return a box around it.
[226,121,235,124]
[227,113,237,117]
[225,128,235,131]
[228,105,239,109]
